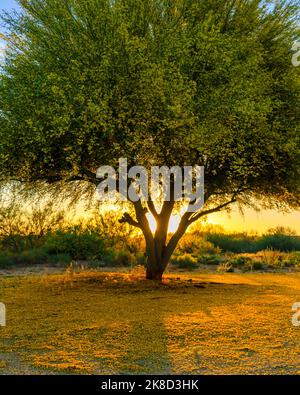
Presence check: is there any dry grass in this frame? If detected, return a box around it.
[0,270,299,374]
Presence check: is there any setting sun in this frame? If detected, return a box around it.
[146,213,181,234]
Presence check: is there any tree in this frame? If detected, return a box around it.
[0,0,300,280]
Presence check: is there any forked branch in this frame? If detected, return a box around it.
[119,213,141,228]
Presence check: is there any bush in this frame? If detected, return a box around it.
[47,253,72,265]
[294,254,300,270]
[0,248,49,267]
[135,252,147,267]
[205,227,300,254]
[217,262,234,273]
[250,260,263,271]
[206,233,256,253]
[198,254,223,266]
[255,234,300,252]
[178,232,220,255]
[0,251,15,267]
[114,250,135,267]
[102,248,136,267]
[101,248,116,266]
[258,249,284,268]
[44,231,105,260]
[228,256,252,268]
[19,248,48,265]
[284,252,300,268]
[228,250,300,271]
[244,260,263,271]
[171,253,199,270]
[255,250,300,269]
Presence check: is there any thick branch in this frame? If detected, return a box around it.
[187,196,237,225]
[79,167,98,185]
[147,196,159,220]
[162,213,190,268]
[154,184,176,263]
[132,200,157,268]
[119,213,141,228]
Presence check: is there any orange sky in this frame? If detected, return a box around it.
[205,208,300,234]
[145,206,300,235]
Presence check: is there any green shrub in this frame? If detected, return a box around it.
[244,260,263,271]
[284,252,300,268]
[178,232,220,255]
[0,234,44,253]
[217,262,234,273]
[0,251,15,267]
[44,231,105,260]
[255,234,300,252]
[205,228,300,254]
[47,253,72,265]
[135,252,147,267]
[102,248,135,267]
[114,250,135,267]
[258,249,284,268]
[101,248,116,266]
[206,233,256,253]
[171,253,198,270]
[0,248,49,267]
[19,248,48,265]
[227,255,263,271]
[229,256,252,268]
[198,254,223,265]
[293,252,300,270]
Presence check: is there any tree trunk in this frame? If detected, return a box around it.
[144,245,165,281]
[145,265,164,281]
[122,196,189,282]
[144,213,187,282]
[144,235,172,282]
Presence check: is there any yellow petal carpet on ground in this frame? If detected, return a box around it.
[0,271,299,374]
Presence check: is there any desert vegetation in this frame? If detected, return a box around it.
[0,198,300,275]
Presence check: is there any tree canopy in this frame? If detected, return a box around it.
[0,0,300,279]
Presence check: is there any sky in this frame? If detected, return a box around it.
[0,0,20,15]
[206,207,300,235]
[0,0,300,234]
[0,0,20,56]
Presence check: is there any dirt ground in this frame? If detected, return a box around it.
[0,269,299,374]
